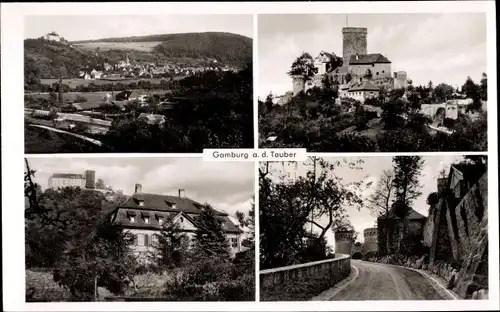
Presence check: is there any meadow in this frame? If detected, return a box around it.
[40,78,170,87]
[73,41,162,52]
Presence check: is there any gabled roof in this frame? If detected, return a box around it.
[450,163,486,186]
[348,81,379,92]
[119,192,227,215]
[349,53,391,65]
[315,51,335,62]
[114,193,242,233]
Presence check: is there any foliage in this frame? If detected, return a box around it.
[287,52,318,80]
[150,214,190,269]
[102,65,253,152]
[426,192,439,206]
[193,205,231,260]
[259,158,364,269]
[367,170,395,218]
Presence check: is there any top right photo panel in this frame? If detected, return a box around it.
[258,13,488,152]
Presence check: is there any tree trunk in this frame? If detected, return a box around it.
[94,275,98,301]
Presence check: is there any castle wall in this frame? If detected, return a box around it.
[342,28,367,66]
[292,76,305,96]
[394,71,408,89]
[349,63,391,79]
[362,227,378,255]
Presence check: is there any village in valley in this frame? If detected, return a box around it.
[259,17,488,152]
[24,25,253,153]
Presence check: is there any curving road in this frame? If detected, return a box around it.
[329,260,452,300]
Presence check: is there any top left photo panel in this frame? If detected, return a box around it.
[24,14,254,154]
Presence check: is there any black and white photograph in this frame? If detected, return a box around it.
[24,157,255,301]
[259,155,488,301]
[258,14,488,152]
[24,15,254,153]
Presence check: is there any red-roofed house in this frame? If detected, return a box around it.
[109,184,244,263]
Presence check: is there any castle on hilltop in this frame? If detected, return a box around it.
[291,26,409,104]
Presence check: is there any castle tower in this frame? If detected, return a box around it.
[342,27,368,66]
[362,227,378,255]
[335,230,354,255]
[292,75,306,96]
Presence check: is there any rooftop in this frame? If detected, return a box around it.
[348,81,380,92]
[349,53,391,65]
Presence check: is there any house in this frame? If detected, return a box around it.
[109,184,243,263]
[346,80,380,103]
[314,51,336,75]
[129,90,148,102]
[348,53,392,79]
[138,113,167,125]
[45,31,61,42]
[90,69,103,79]
[115,90,134,101]
[377,206,427,255]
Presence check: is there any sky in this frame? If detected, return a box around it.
[24,15,254,41]
[258,13,487,98]
[26,157,255,218]
[265,155,466,247]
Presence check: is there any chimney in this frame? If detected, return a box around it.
[178,189,185,198]
[135,183,142,194]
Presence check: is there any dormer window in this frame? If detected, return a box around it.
[158,218,164,225]
[129,216,135,223]
[138,200,144,207]
[144,216,150,224]
[127,211,137,223]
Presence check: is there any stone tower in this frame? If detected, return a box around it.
[292,75,306,96]
[393,71,408,89]
[342,27,368,66]
[362,227,378,255]
[335,230,354,255]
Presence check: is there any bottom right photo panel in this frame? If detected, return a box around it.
[259,155,488,301]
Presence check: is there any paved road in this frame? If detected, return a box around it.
[329,260,449,300]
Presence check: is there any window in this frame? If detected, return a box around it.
[129,216,136,223]
[158,218,164,225]
[372,64,375,67]
[172,203,177,209]
[180,217,184,223]
[376,72,379,75]
[144,216,150,224]
[137,234,145,246]
[382,70,385,73]
[138,200,144,207]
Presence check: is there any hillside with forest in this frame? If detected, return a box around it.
[24,32,252,81]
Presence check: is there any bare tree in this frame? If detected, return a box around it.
[367,170,395,218]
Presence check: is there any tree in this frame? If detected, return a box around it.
[264,92,274,112]
[151,213,190,269]
[287,52,318,80]
[235,211,247,227]
[391,156,424,253]
[364,69,373,79]
[193,204,231,260]
[368,170,395,218]
[95,178,105,190]
[433,83,454,102]
[426,192,439,206]
[259,157,364,269]
[480,73,487,101]
[345,72,353,83]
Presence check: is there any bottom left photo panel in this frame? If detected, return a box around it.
[23,157,256,302]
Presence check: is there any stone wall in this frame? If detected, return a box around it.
[449,173,488,298]
[292,75,305,96]
[260,255,351,301]
[362,227,378,255]
[335,230,354,255]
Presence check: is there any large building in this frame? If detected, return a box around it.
[290,26,408,103]
[48,170,96,189]
[45,31,61,42]
[109,184,244,264]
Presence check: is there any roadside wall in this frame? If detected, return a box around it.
[260,255,351,301]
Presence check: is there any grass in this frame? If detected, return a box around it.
[25,90,172,103]
[74,41,162,52]
[26,270,72,302]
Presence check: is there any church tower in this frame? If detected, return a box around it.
[342,27,368,66]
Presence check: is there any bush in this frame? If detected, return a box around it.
[352,252,363,259]
[26,270,72,302]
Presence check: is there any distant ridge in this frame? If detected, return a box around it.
[70,31,251,44]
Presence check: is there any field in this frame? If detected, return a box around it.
[26,90,173,103]
[40,78,171,87]
[73,41,162,52]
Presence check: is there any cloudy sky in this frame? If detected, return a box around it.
[265,155,467,247]
[26,157,255,218]
[258,13,486,98]
[24,15,254,41]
